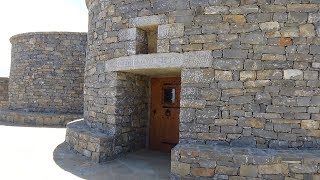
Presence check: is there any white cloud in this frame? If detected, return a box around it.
[0,0,88,77]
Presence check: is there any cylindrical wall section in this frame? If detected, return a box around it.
[9,32,87,114]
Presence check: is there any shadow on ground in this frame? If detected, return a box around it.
[53,142,171,180]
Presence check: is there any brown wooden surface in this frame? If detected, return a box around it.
[150,77,180,152]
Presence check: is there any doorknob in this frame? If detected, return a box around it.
[165,108,171,116]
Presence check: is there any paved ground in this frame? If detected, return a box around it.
[0,122,170,180]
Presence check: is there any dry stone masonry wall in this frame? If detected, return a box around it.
[65,0,320,178]
[9,32,87,114]
[1,32,87,126]
[0,77,9,108]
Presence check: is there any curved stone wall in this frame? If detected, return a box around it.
[0,77,9,108]
[71,0,320,170]
[85,0,320,149]
[9,32,87,114]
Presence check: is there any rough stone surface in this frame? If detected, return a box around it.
[171,144,320,179]
[0,78,8,108]
[9,32,86,114]
[34,1,320,179]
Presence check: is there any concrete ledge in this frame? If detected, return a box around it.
[171,144,320,179]
[66,119,118,163]
[0,109,82,126]
[105,51,213,75]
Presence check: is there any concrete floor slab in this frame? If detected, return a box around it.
[0,122,170,180]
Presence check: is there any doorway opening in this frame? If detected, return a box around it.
[149,77,181,153]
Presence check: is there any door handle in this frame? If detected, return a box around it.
[165,108,171,116]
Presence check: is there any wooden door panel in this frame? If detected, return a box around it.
[150,77,180,152]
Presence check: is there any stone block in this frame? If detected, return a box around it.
[218,81,243,89]
[182,68,215,84]
[221,126,243,134]
[258,164,289,175]
[180,108,196,123]
[198,133,226,141]
[279,38,293,47]
[261,5,287,12]
[129,15,167,27]
[196,108,219,119]
[230,96,253,105]
[223,15,246,25]
[215,119,237,126]
[202,23,231,34]
[240,33,266,44]
[183,51,213,68]
[252,129,277,139]
[181,99,206,109]
[257,70,283,80]
[280,27,300,37]
[299,24,316,37]
[215,166,238,175]
[304,71,318,80]
[189,34,216,44]
[200,88,221,101]
[158,24,184,39]
[223,49,248,59]
[311,96,320,106]
[288,12,308,24]
[301,120,319,130]
[118,28,136,41]
[262,54,286,61]
[283,69,303,80]
[239,118,265,128]
[260,22,280,31]
[310,45,320,55]
[213,59,244,70]
[308,13,320,23]
[231,136,257,147]
[191,168,215,177]
[230,5,259,14]
[215,70,233,81]
[253,45,285,54]
[247,13,272,23]
[244,80,271,88]
[297,97,311,106]
[240,165,258,177]
[289,164,318,174]
[171,161,190,176]
[287,4,319,12]
[240,71,256,81]
[204,6,229,14]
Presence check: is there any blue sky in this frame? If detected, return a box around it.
[0,0,88,77]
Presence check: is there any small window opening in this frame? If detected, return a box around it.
[164,88,176,103]
[136,26,158,54]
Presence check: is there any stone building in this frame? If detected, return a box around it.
[2,0,320,179]
[0,32,87,125]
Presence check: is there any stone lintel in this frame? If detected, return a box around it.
[129,15,168,28]
[105,51,213,76]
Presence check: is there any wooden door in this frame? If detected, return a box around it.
[150,77,180,152]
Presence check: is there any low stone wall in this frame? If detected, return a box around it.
[66,119,116,162]
[0,77,8,108]
[0,109,82,126]
[171,144,320,179]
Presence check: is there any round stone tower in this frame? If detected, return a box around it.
[66,0,320,178]
[2,32,87,125]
